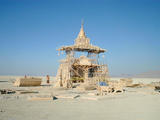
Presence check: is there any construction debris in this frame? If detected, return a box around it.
[150,82,160,92]
[0,89,16,94]
[155,87,160,93]
[98,80,125,95]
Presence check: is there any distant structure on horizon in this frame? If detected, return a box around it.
[55,21,109,88]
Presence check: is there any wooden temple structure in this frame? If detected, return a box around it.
[55,22,109,88]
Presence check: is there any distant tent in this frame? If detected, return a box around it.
[98,82,107,86]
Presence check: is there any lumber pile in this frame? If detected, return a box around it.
[14,77,42,87]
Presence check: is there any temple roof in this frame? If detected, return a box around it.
[58,22,106,53]
[77,22,86,38]
[58,44,106,53]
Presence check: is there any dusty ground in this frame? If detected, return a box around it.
[0,76,160,120]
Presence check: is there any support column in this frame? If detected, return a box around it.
[84,68,88,83]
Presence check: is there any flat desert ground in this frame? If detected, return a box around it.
[0,76,160,120]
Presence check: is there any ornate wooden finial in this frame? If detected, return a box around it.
[81,19,84,28]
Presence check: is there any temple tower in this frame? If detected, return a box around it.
[56,22,109,88]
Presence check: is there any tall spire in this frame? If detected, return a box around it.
[75,20,90,45]
[78,19,86,38]
[81,19,84,29]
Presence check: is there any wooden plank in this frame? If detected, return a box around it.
[55,94,80,99]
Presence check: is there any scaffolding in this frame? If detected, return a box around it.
[55,22,109,88]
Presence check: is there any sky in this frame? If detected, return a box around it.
[0,0,160,76]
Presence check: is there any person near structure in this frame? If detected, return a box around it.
[46,75,50,84]
[24,75,27,78]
